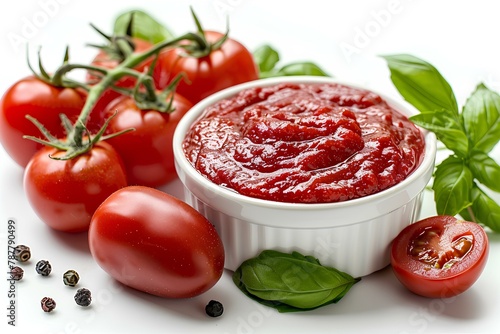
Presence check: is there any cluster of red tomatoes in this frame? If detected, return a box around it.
[0,31,258,232]
[0,18,260,298]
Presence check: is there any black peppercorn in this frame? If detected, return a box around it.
[9,266,24,280]
[74,288,92,307]
[205,300,223,317]
[35,260,52,276]
[63,270,80,287]
[41,297,56,312]
[13,245,31,262]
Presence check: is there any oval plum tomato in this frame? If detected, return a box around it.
[87,38,154,122]
[154,30,259,104]
[103,92,193,187]
[0,76,86,167]
[88,186,225,298]
[391,215,489,298]
[23,142,127,233]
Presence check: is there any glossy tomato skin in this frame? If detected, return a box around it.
[391,216,489,298]
[0,76,87,167]
[154,30,259,104]
[87,38,154,123]
[104,93,193,187]
[88,186,225,298]
[24,142,127,233]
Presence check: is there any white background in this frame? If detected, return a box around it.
[1,0,500,333]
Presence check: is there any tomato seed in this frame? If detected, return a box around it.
[433,235,474,269]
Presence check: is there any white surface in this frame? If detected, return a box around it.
[1,1,499,333]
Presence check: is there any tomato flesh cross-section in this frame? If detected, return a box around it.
[391,216,489,298]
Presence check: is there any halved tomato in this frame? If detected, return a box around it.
[391,215,489,298]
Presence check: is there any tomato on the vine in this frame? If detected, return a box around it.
[103,92,193,187]
[0,76,87,167]
[154,30,259,104]
[391,215,489,298]
[88,186,225,298]
[87,38,154,120]
[24,142,127,233]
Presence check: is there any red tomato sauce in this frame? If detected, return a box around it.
[183,83,425,203]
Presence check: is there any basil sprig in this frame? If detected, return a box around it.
[232,250,360,313]
[253,45,330,78]
[383,54,500,232]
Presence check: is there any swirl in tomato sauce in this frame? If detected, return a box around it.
[183,83,425,203]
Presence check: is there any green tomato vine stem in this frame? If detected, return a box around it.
[54,31,208,150]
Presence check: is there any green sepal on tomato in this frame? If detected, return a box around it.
[88,186,225,298]
[86,33,154,122]
[153,28,259,104]
[391,215,489,298]
[103,90,193,187]
[106,8,259,105]
[152,8,259,104]
[24,141,128,233]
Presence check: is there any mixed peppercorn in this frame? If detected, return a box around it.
[13,244,31,262]
[74,288,92,307]
[11,243,222,316]
[35,260,52,276]
[63,270,80,287]
[10,243,93,312]
[205,300,224,317]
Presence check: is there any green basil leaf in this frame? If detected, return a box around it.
[114,10,174,44]
[232,250,360,313]
[460,185,500,232]
[253,45,280,73]
[273,62,330,77]
[462,83,500,153]
[468,150,500,192]
[382,54,459,115]
[433,156,473,215]
[410,111,468,157]
[255,44,330,79]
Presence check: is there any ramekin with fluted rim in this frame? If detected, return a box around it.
[173,76,436,278]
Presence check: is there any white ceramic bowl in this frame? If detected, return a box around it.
[173,76,436,277]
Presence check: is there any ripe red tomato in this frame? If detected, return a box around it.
[154,30,259,104]
[24,142,127,233]
[0,76,87,167]
[391,215,489,298]
[103,92,193,187]
[87,38,154,120]
[88,186,225,298]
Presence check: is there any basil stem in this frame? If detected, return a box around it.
[232,250,360,313]
[460,186,500,232]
